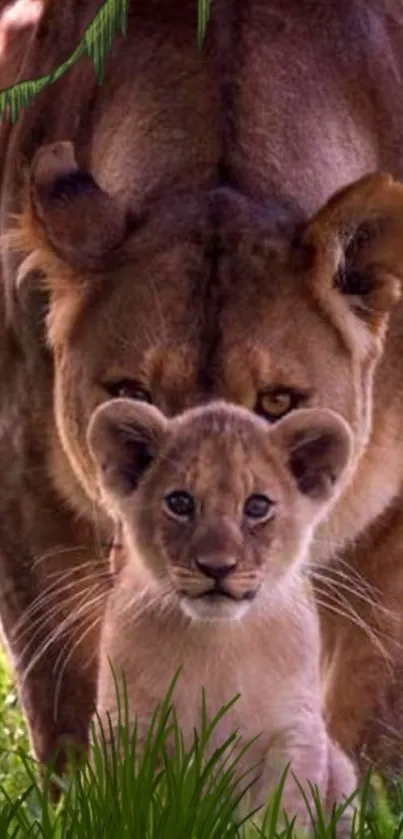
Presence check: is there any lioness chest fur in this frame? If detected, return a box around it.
[88,399,357,828]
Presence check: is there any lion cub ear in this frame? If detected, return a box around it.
[87,399,168,499]
[298,173,403,340]
[18,142,130,274]
[270,408,353,503]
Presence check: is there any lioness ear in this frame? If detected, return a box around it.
[26,142,130,272]
[87,399,168,499]
[270,408,353,503]
[298,173,403,339]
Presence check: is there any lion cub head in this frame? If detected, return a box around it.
[87,400,352,621]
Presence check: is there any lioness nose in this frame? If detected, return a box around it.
[195,556,237,580]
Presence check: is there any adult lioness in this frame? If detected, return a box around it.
[2,0,403,778]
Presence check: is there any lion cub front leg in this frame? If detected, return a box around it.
[254,722,357,837]
[325,739,359,838]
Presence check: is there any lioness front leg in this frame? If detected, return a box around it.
[0,531,111,777]
[318,516,403,777]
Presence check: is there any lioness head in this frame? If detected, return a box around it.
[87,399,352,620]
[10,142,403,552]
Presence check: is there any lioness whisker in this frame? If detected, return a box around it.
[307,567,395,619]
[12,570,110,640]
[31,544,90,569]
[18,583,105,657]
[310,552,383,598]
[311,561,382,602]
[14,584,106,653]
[52,612,105,722]
[314,594,393,669]
[312,571,386,631]
[20,585,108,681]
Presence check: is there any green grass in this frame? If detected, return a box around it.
[0,646,31,798]
[0,649,403,838]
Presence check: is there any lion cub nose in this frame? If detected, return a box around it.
[195,555,237,581]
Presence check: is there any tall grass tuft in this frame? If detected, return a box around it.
[0,660,400,838]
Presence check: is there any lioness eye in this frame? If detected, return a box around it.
[244,494,274,521]
[165,491,195,519]
[256,389,301,421]
[104,379,152,403]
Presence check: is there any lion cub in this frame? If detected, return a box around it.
[87,399,357,830]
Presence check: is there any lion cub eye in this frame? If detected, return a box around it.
[243,494,274,522]
[103,379,152,403]
[165,491,195,519]
[256,389,300,421]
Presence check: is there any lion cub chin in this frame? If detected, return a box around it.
[87,399,357,832]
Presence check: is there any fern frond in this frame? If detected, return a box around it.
[0,0,212,124]
[197,0,212,48]
[0,0,129,123]
[83,0,129,83]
